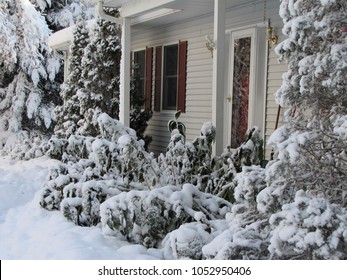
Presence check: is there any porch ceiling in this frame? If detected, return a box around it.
[93,0,259,32]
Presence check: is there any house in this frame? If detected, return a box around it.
[49,0,287,159]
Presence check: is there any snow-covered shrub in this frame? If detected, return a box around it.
[61,180,111,226]
[46,137,68,160]
[41,113,156,228]
[269,190,347,260]
[156,121,216,188]
[202,219,270,260]
[232,166,267,224]
[201,166,269,260]
[39,186,63,211]
[265,0,347,208]
[0,130,49,160]
[100,184,232,248]
[205,127,263,200]
[231,127,264,172]
[163,165,269,260]
[156,130,194,187]
[163,222,213,260]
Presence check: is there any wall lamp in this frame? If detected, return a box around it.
[205,35,216,57]
[267,27,278,47]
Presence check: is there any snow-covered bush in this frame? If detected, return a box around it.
[155,120,216,188]
[100,184,232,248]
[244,0,347,260]
[269,190,347,260]
[157,117,263,198]
[61,180,110,226]
[163,164,269,260]
[200,166,269,260]
[41,113,156,226]
[205,127,264,200]
[202,219,270,260]
[0,130,49,159]
[265,0,347,208]
[163,222,214,259]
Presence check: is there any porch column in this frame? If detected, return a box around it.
[212,0,226,156]
[119,17,131,126]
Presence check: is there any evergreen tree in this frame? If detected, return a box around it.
[0,0,61,155]
[76,7,121,137]
[54,16,90,138]
[30,0,94,30]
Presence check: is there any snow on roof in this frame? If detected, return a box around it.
[48,19,95,51]
[48,26,74,51]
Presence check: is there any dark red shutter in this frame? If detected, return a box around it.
[154,46,162,112]
[177,40,187,113]
[144,47,153,111]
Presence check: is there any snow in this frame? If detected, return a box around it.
[0,156,163,260]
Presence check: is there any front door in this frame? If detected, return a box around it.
[228,29,254,148]
[226,26,267,149]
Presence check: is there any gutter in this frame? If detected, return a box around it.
[97,1,123,24]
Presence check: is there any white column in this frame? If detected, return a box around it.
[64,51,69,82]
[212,0,226,156]
[119,17,131,126]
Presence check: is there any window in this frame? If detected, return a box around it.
[154,41,187,112]
[162,44,178,110]
[133,50,146,98]
[132,48,153,111]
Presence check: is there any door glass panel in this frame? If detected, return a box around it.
[230,37,251,148]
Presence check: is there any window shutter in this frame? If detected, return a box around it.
[154,46,162,112]
[145,47,153,111]
[177,40,187,113]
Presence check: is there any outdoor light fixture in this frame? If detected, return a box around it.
[205,35,216,57]
[266,27,278,47]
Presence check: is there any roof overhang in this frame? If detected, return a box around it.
[90,0,178,17]
[90,0,258,32]
[48,20,95,51]
[48,26,74,51]
[50,0,260,50]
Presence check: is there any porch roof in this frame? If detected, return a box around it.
[90,0,257,33]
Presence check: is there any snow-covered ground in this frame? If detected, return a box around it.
[0,156,163,260]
